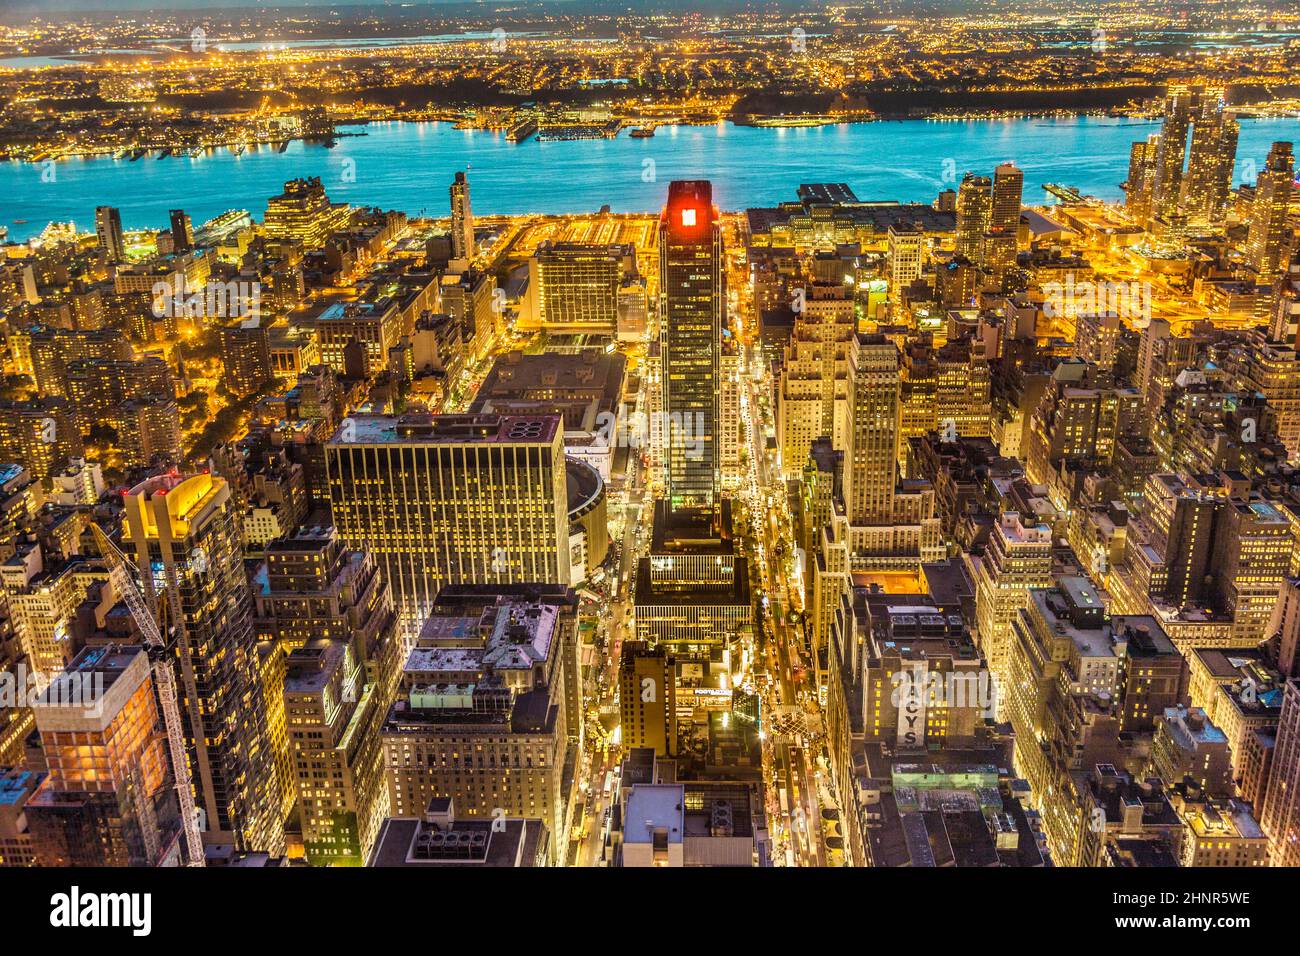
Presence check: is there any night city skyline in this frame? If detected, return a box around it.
[0,0,1296,941]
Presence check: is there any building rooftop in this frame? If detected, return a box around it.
[796,183,860,204]
[623,784,685,846]
[1161,706,1228,748]
[329,412,561,446]
[283,640,345,695]
[471,349,626,419]
[34,643,148,709]
[0,767,44,808]
[368,815,543,867]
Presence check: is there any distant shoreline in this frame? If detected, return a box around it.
[4,113,1297,243]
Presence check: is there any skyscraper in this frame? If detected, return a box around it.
[283,638,391,865]
[777,281,854,477]
[970,511,1053,700]
[1125,135,1160,223]
[1180,86,1238,228]
[1246,141,1295,276]
[1152,83,1194,220]
[1261,678,1300,866]
[659,180,723,512]
[26,645,179,867]
[169,208,194,252]
[450,170,475,261]
[94,205,125,262]
[845,333,900,525]
[886,220,924,313]
[121,472,285,854]
[983,162,1023,274]
[954,174,992,260]
[264,177,349,248]
[990,162,1024,234]
[325,413,572,638]
[1272,577,1300,679]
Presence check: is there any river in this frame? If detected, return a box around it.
[3,115,1298,241]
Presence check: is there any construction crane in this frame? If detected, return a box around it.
[92,524,206,867]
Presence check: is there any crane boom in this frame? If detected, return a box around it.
[92,524,206,867]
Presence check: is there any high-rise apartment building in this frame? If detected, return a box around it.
[25,645,181,866]
[886,220,924,313]
[1148,706,1233,797]
[1152,84,1195,220]
[33,646,166,796]
[440,268,498,362]
[264,177,350,248]
[1136,318,1194,417]
[619,640,677,757]
[1138,83,1239,229]
[315,299,402,377]
[283,638,392,865]
[325,413,572,638]
[1215,497,1293,642]
[971,511,1054,695]
[1271,577,1300,679]
[218,318,273,397]
[113,396,183,468]
[899,337,992,445]
[1125,135,1161,223]
[1023,364,1142,490]
[27,326,134,399]
[121,472,285,854]
[1180,86,1238,228]
[954,174,991,261]
[659,180,723,512]
[990,162,1024,235]
[65,355,174,434]
[252,529,403,683]
[983,162,1023,273]
[0,545,95,674]
[1074,312,1123,369]
[1246,141,1295,276]
[450,170,475,261]
[0,398,83,479]
[1121,473,1218,610]
[95,206,125,262]
[169,208,194,252]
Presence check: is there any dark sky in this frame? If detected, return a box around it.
[2,0,794,17]
[8,1,486,11]
[8,1,573,7]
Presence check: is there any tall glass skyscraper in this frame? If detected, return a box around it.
[658,180,723,513]
[122,472,285,855]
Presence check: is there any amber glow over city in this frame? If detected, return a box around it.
[0,0,1296,937]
